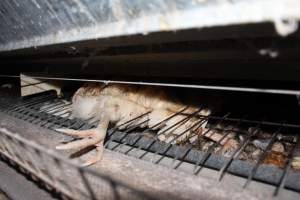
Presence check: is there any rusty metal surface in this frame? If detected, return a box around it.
[0,0,300,52]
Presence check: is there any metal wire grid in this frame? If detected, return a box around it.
[1,91,300,196]
[0,127,154,200]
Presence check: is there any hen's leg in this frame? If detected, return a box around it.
[55,115,110,166]
[81,141,104,167]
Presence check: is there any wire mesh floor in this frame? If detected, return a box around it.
[1,90,300,197]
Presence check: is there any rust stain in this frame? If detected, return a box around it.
[263,151,287,168]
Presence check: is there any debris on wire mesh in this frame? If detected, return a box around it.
[292,142,300,170]
[37,93,300,171]
[182,125,299,171]
[4,85,300,172]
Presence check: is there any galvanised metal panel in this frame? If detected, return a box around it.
[0,0,299,52]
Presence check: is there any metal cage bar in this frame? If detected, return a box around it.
[1,91,300,196]
[0,127,150,200]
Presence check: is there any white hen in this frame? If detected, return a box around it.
[56,83,237,166]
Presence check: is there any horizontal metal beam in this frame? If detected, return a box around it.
[2,74,300,95]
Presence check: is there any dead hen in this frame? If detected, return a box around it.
[55,83,236,166]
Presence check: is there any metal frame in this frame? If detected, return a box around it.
[0,0,300,51]
[2,74,300,96]
[1,90,300,197]
[0,127,154,200]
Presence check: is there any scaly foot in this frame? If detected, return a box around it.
[55,128,106,166]
[55,116,110,166]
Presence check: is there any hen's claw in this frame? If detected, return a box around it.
[55,116,110,166]
[82,142,104,167]
[55,128,105,151]
[55,128,95,138]
[56,137,100,150]
[55,128,106,165]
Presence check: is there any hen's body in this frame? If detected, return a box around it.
[56,83,236,166]
[72,83,210,141]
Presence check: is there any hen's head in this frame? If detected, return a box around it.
[71,82,106,120]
